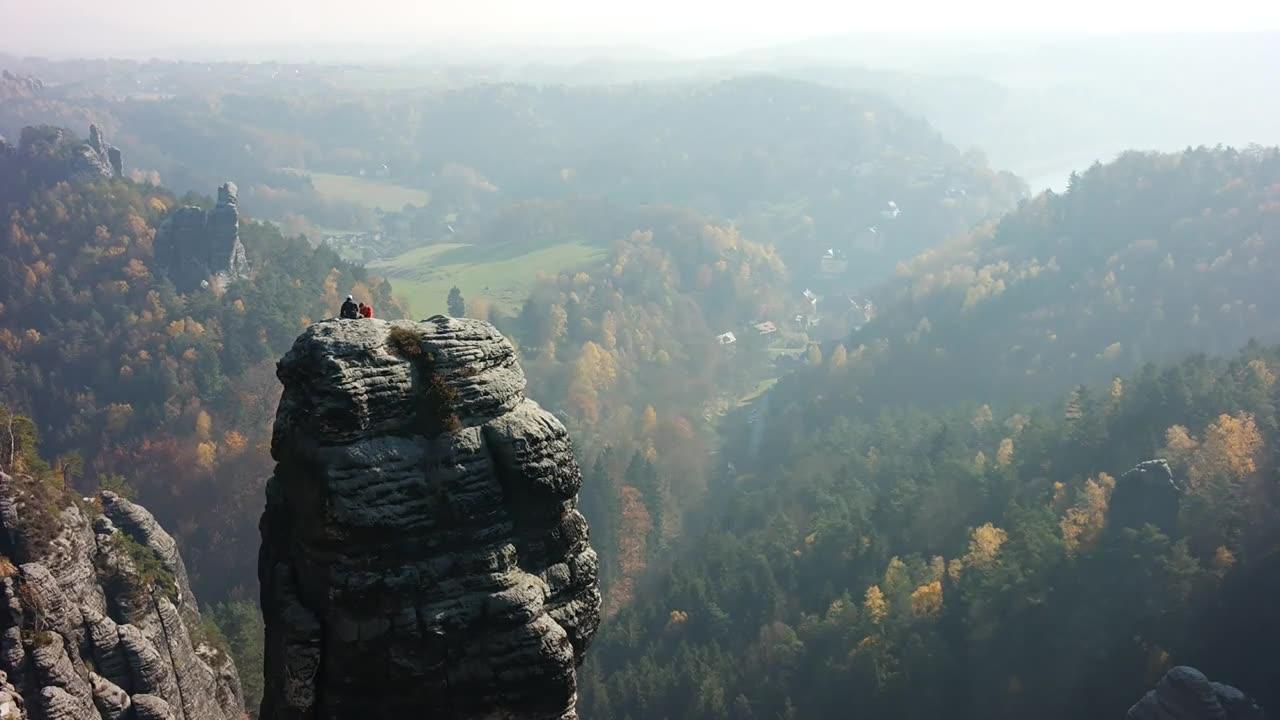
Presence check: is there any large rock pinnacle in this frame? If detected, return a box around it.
[259,317,602,720]
[153,182,250,293]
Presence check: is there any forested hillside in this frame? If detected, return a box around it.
[580,145,1280,719]
[0,125,400,602]
[583,345,1280,719]
[482,205,794,605]
[773,146,1280,421]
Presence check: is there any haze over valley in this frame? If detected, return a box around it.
[0,4,1278,719]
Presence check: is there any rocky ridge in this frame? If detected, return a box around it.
[0,473,244,720]
[260,316,601,719]
[154,182,250,293]
[0,124,123,190]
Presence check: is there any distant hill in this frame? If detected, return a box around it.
[0,69,1026,285]
[778,145,1280,423]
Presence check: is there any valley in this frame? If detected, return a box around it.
[0,26,1278,720]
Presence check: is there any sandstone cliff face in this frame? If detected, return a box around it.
[0,475,244,720]
[154,182,250,293]
[260,317,601,720]
[1129,666,1265,720]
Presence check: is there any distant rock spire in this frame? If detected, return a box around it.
[154,182,251,293]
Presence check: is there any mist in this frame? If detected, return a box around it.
[3,4,1280,719]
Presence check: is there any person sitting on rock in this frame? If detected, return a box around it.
[361,302,374,318]
[340,295,359,319]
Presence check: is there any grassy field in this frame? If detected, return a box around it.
[370,241,607,317]
[288,170,431,211]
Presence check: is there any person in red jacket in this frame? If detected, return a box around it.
[361,302,374,318]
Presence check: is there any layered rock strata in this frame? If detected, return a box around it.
[0,474,244,720]
[259,317,601,720]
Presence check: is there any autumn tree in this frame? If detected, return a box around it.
[910,581,943,618]
[863,585,888,625]
[963,523,1008,569]
[1060,473,1115,556]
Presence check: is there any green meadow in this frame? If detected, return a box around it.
[370,241,607,317]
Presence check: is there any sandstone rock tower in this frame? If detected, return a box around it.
[154,182,250,293]
[259,317,601,719]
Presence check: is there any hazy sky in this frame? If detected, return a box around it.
[4,0,1280,59]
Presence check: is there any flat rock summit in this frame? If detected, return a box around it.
[259,316,601,719]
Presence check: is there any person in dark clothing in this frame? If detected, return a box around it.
[340,295,359,319]
[361,303,374,318]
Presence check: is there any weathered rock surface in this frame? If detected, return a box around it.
[260,317,601,719]
[0,472,244,720]
[1128,666,1265,720]
[154,182,251,293]
[0,124,123,192]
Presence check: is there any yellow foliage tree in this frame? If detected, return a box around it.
[566,341,618,423]
[195,410,212,441]
[863,585,888,624]
[1200,412,1263,481]
[996,438,1015,468]
[1166,413,1264,486]
[828,344,848,372]
[928,555,946,582]
[666,610,689,630]
[222,430,247,456]
[1247,358,1276,388]
[910,581,943,618]
[964,523,1008,569]
[1060,473,1116,556]
[1212,546,1237,577]
[195,441,217,472]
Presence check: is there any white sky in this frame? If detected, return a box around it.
[3,0,1280,58]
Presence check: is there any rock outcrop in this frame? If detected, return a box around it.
[154,182,250,293]
[88,124,124,180]
[0,124,123,191]
[1109,459,1181,534]
[1128,666,1265,720]
[0,70,45,99]
[260,317,601,719]
[0,473,244,720]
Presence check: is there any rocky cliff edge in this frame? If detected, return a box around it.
[0,475,244,720]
